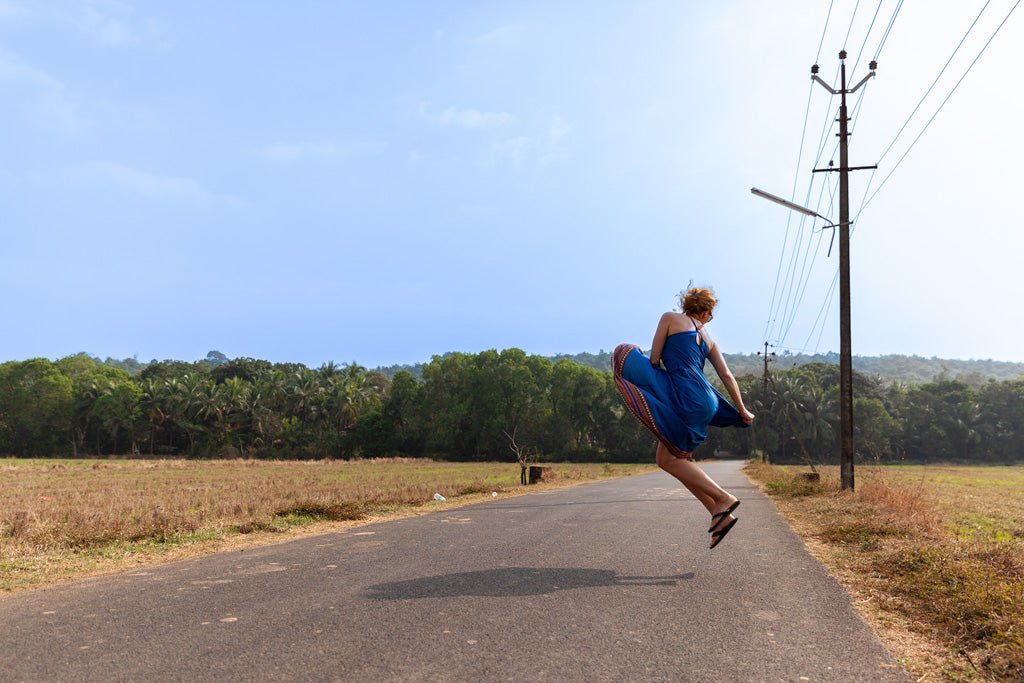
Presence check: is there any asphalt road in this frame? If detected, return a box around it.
[1,461,909,682]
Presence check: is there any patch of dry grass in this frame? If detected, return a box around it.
[0,458,656,593]
[746,461,1024,682]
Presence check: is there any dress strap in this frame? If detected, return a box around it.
[687,316,706,349]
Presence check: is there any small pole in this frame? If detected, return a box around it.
[757,342,775,463]
[761,341,773,400]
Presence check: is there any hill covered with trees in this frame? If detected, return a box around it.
[83,348,1024,386]
[377,350,1024,385]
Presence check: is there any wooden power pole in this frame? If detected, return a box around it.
[811,51,878,491]
[758,341,776,400]
[753,342,774,464]
[756,342,776,463]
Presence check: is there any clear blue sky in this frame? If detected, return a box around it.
[2,1,1022,367]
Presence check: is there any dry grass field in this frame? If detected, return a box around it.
[0,457,656,593]
[746,462,1024,682]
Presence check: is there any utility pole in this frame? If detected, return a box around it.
[756,342,776,463]
[758,341,776,400]
[811,51,878,491]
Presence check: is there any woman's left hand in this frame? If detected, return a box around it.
[740,408,755,425]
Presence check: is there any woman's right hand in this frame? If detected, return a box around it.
[740,408,755,425]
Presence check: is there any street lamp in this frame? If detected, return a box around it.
[751,185,854,490]
[751,187,828,220]
[751,188,839,257]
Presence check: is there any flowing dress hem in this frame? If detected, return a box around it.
[612,343,694,459]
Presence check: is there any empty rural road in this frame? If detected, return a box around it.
[1,461,908,682]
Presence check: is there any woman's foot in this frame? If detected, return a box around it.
[709,516,738,549]
[708,497,740,533]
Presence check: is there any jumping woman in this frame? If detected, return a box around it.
[612,286,755,549]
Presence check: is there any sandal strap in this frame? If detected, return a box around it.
[709,518,738,549]
[707,500,741,532]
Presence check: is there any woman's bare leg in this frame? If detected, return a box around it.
[655,442,738,529]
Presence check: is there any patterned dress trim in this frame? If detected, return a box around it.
[612,343,693,460]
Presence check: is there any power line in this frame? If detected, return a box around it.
[874,0,904,58]
[778,0,905,350]
[767,0,885,347]
[843,0,862,49]
[875,0,993,170]
[850,0,885,74]
[766,72,842,346]
[803,83,875,353]
[763,1,842,343]
[776,178,831,343]
[762,82,816,343]
[816,271,838,350]
[779,181,836,344]
[767,63,843,343]
[816,0,835,63]
[776,82,871,346]
[858,0,1021,217]
[811,1,1011,358]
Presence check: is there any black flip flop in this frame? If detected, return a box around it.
[708,500,741,533]
[709,517,738,550]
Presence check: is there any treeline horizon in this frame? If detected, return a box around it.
[378,349,1024,385]
[1,348,1022,464]
[17,347,1024,385]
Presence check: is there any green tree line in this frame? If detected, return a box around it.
[1,351,1022,463]
[378,350,1024,385]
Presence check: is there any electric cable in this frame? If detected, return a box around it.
[843,0,861,49]
[777,82,870,346]
[786,1,906,353]
[762,82,816,343]
[872,1,992,175]
[858,0,1020,219]
[763,1,842,343]
[874,0,904,58]
[816,0,836,63]
[850,0,885,75]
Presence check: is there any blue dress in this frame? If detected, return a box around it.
[612,328,747,457]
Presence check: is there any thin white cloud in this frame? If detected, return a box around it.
[473,23,525,45]
[71,161,241,206]
[11,2,164,47]
[76,4,136,45]
[255,141,348,162]
[541,115,571,165]
[422,105,517,129]
[0,0,24,21]
[548,115,570,141]
[0,50,60,88]
[441,107,516,128]
[0,49,85,134]
[485,136,531,167]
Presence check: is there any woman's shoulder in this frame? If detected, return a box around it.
[661,311,693,333]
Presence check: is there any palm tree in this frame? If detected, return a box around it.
[138,377,166,455]
[219,377,251,451]
[769,375,818,469]
[168,374,210,454]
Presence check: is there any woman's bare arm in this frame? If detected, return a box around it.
[649,313,672,366]
[708,343,755,424]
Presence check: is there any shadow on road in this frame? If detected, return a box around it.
[365,567,695,600]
